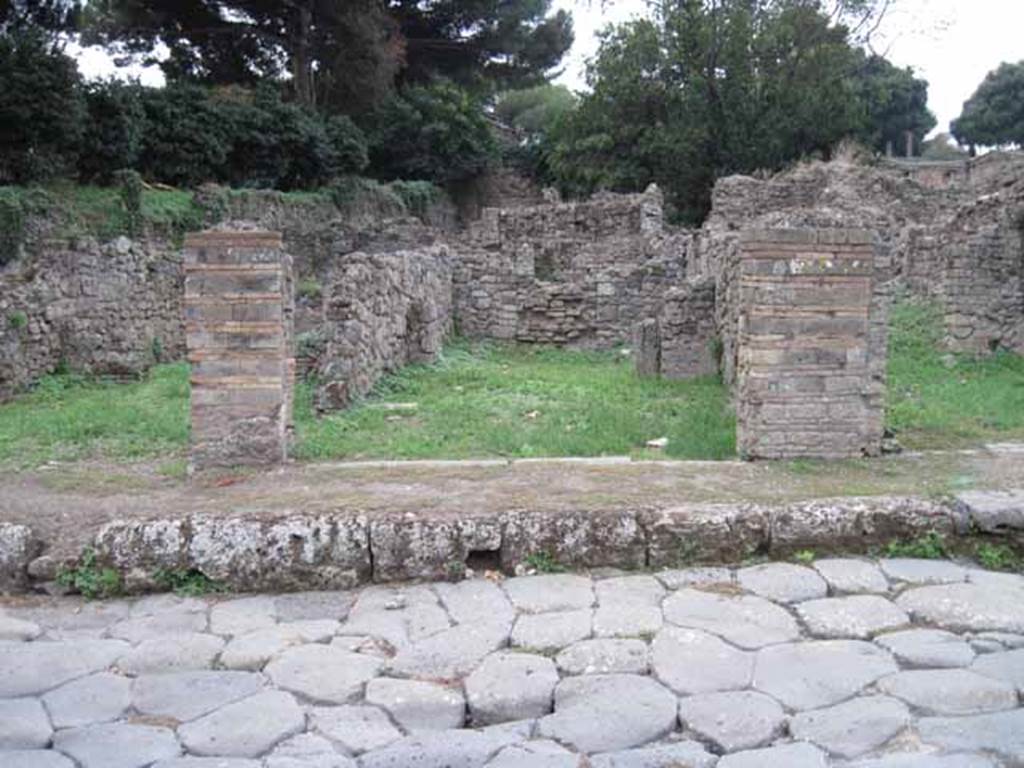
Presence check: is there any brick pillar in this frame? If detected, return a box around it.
[184,231,293,472]
[737,229,887,459]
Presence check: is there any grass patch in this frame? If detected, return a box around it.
[293,340,736,461]
[886,296,1024,449]
[0,363,189,468]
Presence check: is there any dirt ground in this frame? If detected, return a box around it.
[3,444,1023,557]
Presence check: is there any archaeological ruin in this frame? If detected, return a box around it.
[1,152,1023,465]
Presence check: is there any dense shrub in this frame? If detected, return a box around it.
[113,169,144,235]
[0,27,84,184]
[367,82,497,184]
[326,115,370,176]
[78,80,145,183]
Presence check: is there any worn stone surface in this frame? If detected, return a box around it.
[880,559,967,585]
[465,651,558,725]
[511,610,591,652]
[177,690,304,757]
[678,691,785,752]
[220,621,337,670]
[588,741,718,768]
[266,645,381,704]
[737,563,828,603]
[503,575,595,614]
[0,752,77,768]
[875,629,976,669]
[308,705,401,755]
[796,595,909,639]
[717,742,829,768]
[917,709,1024,763]
[812,558,890,594]
[848,754,999,768]
[358,721,531,768]
[663,588,800,649]
[53,724,181,768]
[0,639,129,697]
[387,619,511,680]
[897,583,1024,633]
[651,627,753,694]
[0,697,52,749]
[131,671,264,723]
[365,678,465,731]
[753,640,898,710]
[117,633,224,676]
[555,639,648,676]
[538,674,677,753]
[971,648,1024,692]
[0,612,41,641]
[486,739,580,768]
[592,576,664,637]
[789,695,910,758]
[877,669,1019,715]
[43,672,131,728]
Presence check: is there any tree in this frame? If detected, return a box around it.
[389,0,574,93]
[547,0,871,222]
[853,53,935,156]
[81,0,401,113]
[0,0,81,35]
[494,84,576,133]
[952,61,1024,150]
[0,25,85,183]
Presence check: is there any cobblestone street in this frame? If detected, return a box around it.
[2,558,1024,767]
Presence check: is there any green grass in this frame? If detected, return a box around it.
[293,341,736,461]
[886,297,1024,450]
[0,364,189,468]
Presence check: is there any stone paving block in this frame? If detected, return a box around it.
[880,559,967,585]
[511,610,591,652]
[0,639,129,697]
[813,558,890,594]
[796,595,909,639]
[53,723,181,768]
[678,691,785,752]
[917,709,1024,763]
[465,651,559,725]
[789,695,910,758]
[555,639,649,675]
[753,640,898,710]
[177,690,304,757]
[387,619,511,679]
[966,569,1024,592]
[43,672,131,728]
[874,629,976,669]
[309,705,402,754]
[266,644,381,704]
[0,613,41,641]
[503,574,595,613]
[264,732,357,768]
[588,741,718,768]
[10,600,130,640]
[877,669,1019,715]
[365,678,465,731]
[0,698,52,749]
[972,631,1024,650]
[220,620,338,670]
[131,671,265,722]
[654,567,734,590]
[971,648,1024,692]
[717,742,828,768]
[359,721,532,768]
[273,590,356,623]
[340,585,450,649]
[153,759,260,767]
[117,633,224,675]
[663,588,800,649]
[484,740,580,768]
[651,627,753,695]
[435,579,515,626]
[897,583,1024,633]
[537,674,677,753]
[209,596,277,636]
[111,609,208,644]
[0,752,77,768]
[848,752,1001,767]
[737,563,828,603]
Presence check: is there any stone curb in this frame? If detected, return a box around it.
[6,492,1008,594]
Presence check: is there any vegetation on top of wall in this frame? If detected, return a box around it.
[0,187,25,265]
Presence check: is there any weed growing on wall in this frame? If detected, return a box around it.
[56,548,122,599]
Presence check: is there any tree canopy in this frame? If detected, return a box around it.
[952,61,1024,149]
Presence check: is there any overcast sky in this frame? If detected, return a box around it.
[74,0,1023,138]
[553,0,1024,136]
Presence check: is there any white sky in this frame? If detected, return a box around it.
[74,0,1024,136]
[553,0,1024,136]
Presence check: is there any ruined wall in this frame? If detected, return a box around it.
[736,229,887,460]
[634,277,718,379]
[316,246,452,410]
[0,236,184,399]
[454,186,693,348]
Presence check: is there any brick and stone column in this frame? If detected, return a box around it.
[736,229,887,459]
[184,230,293,472]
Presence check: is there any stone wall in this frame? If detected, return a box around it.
[316,246,452,410]
[736,229,887,460]
[185,230,294,471]
[453,185,693,348]
[634,277,718,379]
[0,236,184,400]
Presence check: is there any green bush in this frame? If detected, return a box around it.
[138,85,232,187]
[0,27,84,184]
[113,168,144,236]
[78,80,145,183]
[367,82,498,184]
[326,115,370,176]
[389,180,441,218]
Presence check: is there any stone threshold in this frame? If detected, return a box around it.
[3,490,1022,595]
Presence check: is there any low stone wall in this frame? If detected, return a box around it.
[316,246,453,410]
[0,236,184,400]
[453,186,693,348]
[736,229,887,460]
[184,230,295,471]
[634,277,718,379]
